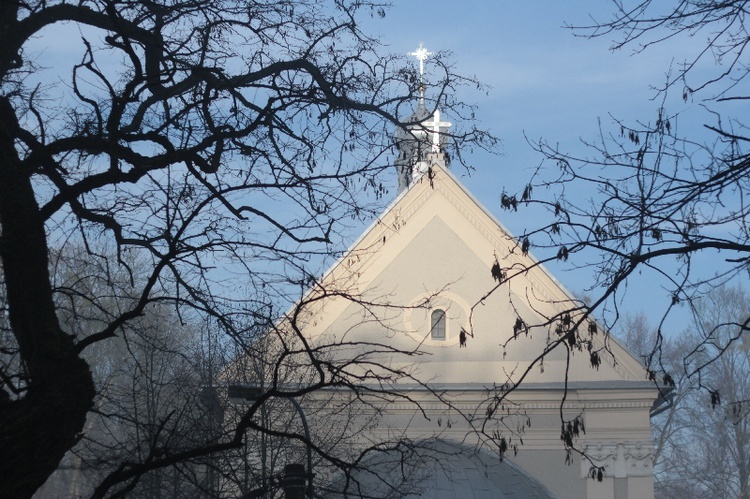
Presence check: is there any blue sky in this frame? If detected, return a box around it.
[360,1,714,331]
[362,1,700,191]
[22,1,713,332]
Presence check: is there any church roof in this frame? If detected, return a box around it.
[329,440,555,498]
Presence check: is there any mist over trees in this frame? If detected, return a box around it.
[618,285,750,499]
[663,285,750,499]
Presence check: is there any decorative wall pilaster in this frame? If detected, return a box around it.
[581,441,653,478]
[623,441,654,476]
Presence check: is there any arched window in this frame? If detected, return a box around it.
[430,309,446,340]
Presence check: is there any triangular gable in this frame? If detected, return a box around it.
[299,164,650,387]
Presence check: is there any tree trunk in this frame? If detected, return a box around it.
[0,96,96,498]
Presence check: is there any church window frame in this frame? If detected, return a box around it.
[430,309,447,340]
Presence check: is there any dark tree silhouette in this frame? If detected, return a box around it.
[0,1,492,497]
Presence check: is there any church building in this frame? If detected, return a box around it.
[246,45,659,498]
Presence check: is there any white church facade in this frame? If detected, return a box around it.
[299,159,658,498]
[236,46,660,498]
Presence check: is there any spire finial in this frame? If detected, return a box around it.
[395,43,452,194]
[409,43,432,103]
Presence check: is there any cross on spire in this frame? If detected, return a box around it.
[409,43,432,103]
[409,43,432,80]
[427,109,452,152]
[395,43,453,194]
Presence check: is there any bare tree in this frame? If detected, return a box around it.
[433,0,750,478]
[618,287,750,498]
[479,0,750,413]
[24,246,227,498]
[476,0,750,484]
[651,286,750,499]
[613,313,695,497]
[0,1,493,497]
